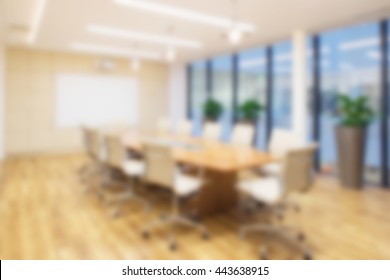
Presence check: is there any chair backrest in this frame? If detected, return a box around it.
[157,117,172,133]
[203,122,221,141]
[82,126,102,160]
[177,120,193,136]
[269,129,301,157]
[231,123,255,147]
[282,144,317,195]
[143,141,175,189]
[104,134,126,170]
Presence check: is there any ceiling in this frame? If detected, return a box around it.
[1,0,390,63]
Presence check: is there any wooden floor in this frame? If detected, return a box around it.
[1,154,390,260]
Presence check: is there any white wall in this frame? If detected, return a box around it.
[0,46,5,160]
[168,64,187,126]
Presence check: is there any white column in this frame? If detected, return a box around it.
[168,64,187,126]
[292,29,308,145]
[0,46,5,160]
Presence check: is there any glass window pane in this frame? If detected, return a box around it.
[212,55,233,142]
[272,41,293,129]
[320,22,381,184]
[238,48,267,149]
[190,61,207,136]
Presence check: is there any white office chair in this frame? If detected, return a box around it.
[202,122,221,141]
[237,145,317,259]
[176,120,193,136]
[157,117,172,134]
[80,126,108,192]
[261,129,302,176]
[141,141,209,250]
[231,123,255,147]
[103,133,149,217]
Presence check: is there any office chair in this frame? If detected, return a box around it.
[79,126,108,191]
[103,133,149,217]
[176,120,193,136]
[237,145,317,259]
[202,122,221,141]
[141,141,209,250]
[261,129,302,176]
[231,123,255,147]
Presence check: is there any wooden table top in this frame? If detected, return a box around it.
[122,130,276,172]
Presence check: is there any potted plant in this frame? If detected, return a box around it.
[203,98,224,122]
[238,99,265,124]
[335,94,374,189]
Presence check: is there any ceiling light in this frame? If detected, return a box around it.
[166,47,176,62]
[88,25,202,49]
[131,58,141,71]
[228,27,242,45]
[27,0,47,44]
[113,0,255,33]
[70,43,161,60]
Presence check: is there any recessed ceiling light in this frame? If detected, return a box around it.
[113,0,255,33]
[87,25,202,49]
[70,43,161,60]
[228,27,242,45]
[27,0,47,44]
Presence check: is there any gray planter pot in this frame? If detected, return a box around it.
[335,125,367,189]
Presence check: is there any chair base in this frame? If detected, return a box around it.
[142,214,209,251]
[240,223,312,260]
[109,190,150,218]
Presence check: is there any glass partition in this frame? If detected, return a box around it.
[319,22,381,184]
[211,55,233,142]
[272,41,293,129]
[238,48,267,149]
[190,61,207,136]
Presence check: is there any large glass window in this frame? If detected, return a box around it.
[190,61,207,136]
[320,22,381,184]
[211,55,233,142]
[238,48,267,149]
[272,41,293,129]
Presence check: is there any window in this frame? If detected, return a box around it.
[190,61,207,136]
[319,22,381,184]
[272,41,293,129]
[211,55,233,141]
[238,48,267,149]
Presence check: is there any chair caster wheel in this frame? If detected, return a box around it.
[202,232,209,240]
[170,242,177,251]
[304,253,313,260]
[297,233,305,241]
[142,230,150,239]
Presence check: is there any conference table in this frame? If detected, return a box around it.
[122,130,276,217]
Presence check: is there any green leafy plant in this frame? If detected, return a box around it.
[203,98,224,121]
[337,94,374,127]
[238,99,265,122]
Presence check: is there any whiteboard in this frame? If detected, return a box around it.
[56,74,138,128]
